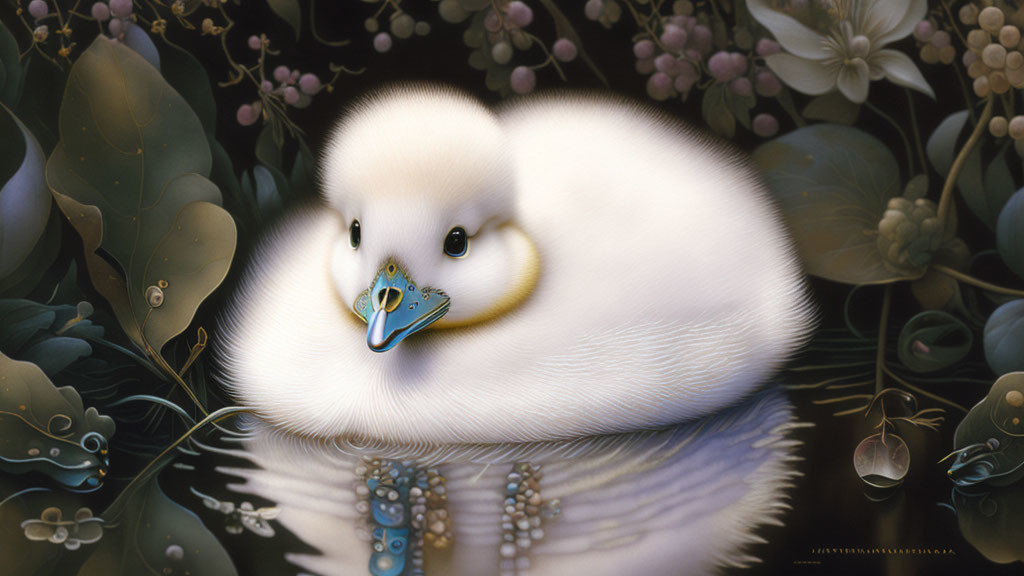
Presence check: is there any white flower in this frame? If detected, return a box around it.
[747,0,935,103]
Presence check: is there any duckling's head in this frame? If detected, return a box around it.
[321,86,538,351]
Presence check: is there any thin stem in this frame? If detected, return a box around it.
[875,284,892,395]
[789,360,877,372]
[865,101,915,176]
[882,365,968,413]
[905,89,928,174]
[938,97,993,227]
[102,406,253,523]
[932,264,1024,297]
[145,345,209,417]
[812,394,874,405]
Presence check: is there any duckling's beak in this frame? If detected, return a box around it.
[352,260,450,352]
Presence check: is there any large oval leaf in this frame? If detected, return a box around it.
[997,187,1024,281]
[46,37,236,354]
[985,299,1024,375]
[0,352,114,489]
[0,104,51,281]
[753,123,906,284]
[897,310,974,373]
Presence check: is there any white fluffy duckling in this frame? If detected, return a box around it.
[216,85,814,576]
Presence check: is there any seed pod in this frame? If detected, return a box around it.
[990,115,1008,137]
[1000,25,1021,48]
[983,43,1007,68]
[980,6,1005,34]
[146,285,165,308]
[990,70,1011,93]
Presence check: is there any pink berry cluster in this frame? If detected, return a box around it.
[912,19,955,65]
[632,3,713,102]
[236,57,322,126]
[90,0,134,39]
[443,0,579,96]
[619,0,784,137]
[583,0,623,29]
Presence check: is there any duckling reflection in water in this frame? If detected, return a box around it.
[216,86,815,575]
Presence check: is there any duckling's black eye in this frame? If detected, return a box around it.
[349,220,360,249]
[443,227,468,258]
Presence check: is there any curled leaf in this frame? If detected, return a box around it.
[897,311,973,373]
[0,352,114,488]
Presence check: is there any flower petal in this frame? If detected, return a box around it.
[746,0,829,60]
[873,0,929,47]
[837,61,870,103]
[765,53,837,95]
[874,49,936,99]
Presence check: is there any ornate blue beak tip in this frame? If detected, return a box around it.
[354,260,450,352]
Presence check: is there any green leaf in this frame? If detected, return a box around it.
[753,123,907,284]
[46,37,236,354]
[985,147,1016,223]
[0,299,104,378]
[701,84,735,138]
[802,91,861,125]
[242,165,281,222]
[255,123,291,200]
[0,19,23,108]
[0,299,55,351]
[21,337,92,376]
[0,207,61,298]
[289,137,316,196]
[80,477,237,576]
[15,53,67,154]
[268,0,302,40]
[997,187,1024,280]
[985,299,1024,376]
[0,351,114,489]
[896,310,973,373]
[157,41,216,135]
[726,88,755,130]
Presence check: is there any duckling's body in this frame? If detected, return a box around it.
[218,87,813,575]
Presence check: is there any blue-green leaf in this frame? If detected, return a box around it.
[753,123,905,284]
[985,299,1024,376]
[997,188,1024,280]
